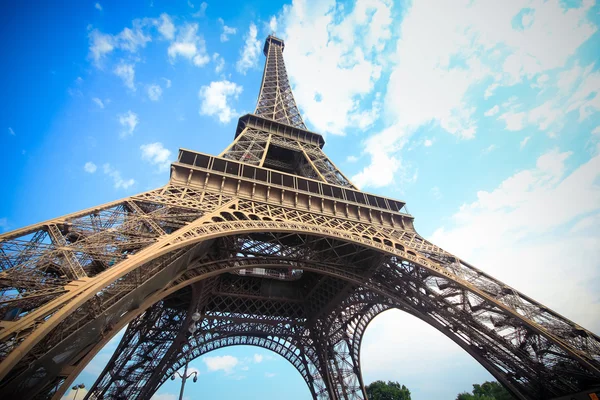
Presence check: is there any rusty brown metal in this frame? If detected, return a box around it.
[0,36,599,400]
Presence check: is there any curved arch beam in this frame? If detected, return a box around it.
[1,206,599,399]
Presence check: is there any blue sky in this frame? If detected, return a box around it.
[1,0,600,399]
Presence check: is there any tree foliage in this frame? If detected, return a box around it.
[365,380,411,400]
[456,381,515,400]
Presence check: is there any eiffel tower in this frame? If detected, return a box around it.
[1,35,599,400]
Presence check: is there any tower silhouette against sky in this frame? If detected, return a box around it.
[0,36,599,400]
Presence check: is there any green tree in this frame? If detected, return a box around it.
[365,380,411,400]
[456,381,515,400]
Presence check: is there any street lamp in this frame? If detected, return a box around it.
[170,311,202,400]
[71,383,85,400]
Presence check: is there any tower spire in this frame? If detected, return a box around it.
[254,35,306,129]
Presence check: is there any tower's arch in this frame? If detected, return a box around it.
[1,33,599,400]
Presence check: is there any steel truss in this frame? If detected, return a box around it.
[1,35,599,400]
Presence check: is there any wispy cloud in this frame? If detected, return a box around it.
[94,2,102,11]
[113,62,135,90]
[484,105,499,117]
[92,97,105,109]
[156,13,175,41]
[140,142,171,171]
[236,23,261,74]
[103,163,135,189]
[8,127,15,136]
[203,355,238,374]
[118,110,139,137]
[88,21,151,66]
[84,162,97,173]
[147,84,162,101]
[168,22,209,67]
[218,18,237,42]
[199,80,242,123]
[481,144,497,155]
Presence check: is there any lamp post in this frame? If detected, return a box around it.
[170,311,202,400]
[71,383,85,400]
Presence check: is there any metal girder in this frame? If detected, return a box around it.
[1,34,599,400]
[255,36,306,129]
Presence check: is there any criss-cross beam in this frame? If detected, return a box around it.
[255,36,305,129]
[2,196,600,399]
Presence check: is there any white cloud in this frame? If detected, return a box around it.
[265,372,276,378]
[199,80,242,123]
[481,144,497,155]
[213,53,225,74]
[95,3,102,11]
[192,2,208,18]
[218,18,237,42]
[430,148,600,331]
[532,73,550,89]
[151,393,177,400]
[118,110,139,137]
[103,163,135,189]
[162,78,172,88]
[113,62,136,90]
[147,84,163,101]
[88,19,153,66]
[253,354,263,363]
[203,355,238,373]
[564,65,600,122]
[353,0,597,189]
[8,127,15,136]
[593,126,600,136]
[92,97,105,109]
[520,136,530,149]
[423,139,433,147]
[430,186,441,199]
[156,13,175,41]
[115,24,152,53]
[484,105,499,117]
[498,111,526,131]
[351,124,410,189]
[268,16,277,33]
[88,29,115,64]
[84,162,97,173]
[349,93,382,130]
[140,142,172,171]
[346,155,358,163]
[168,23,210,67]
[236,23,261,74]
[484,83,499,99]
[61,387,89,400]
[278,0,390,135]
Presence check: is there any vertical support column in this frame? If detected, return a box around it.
[85,300,188,400]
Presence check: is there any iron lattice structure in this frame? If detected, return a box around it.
[0,35,599,400]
